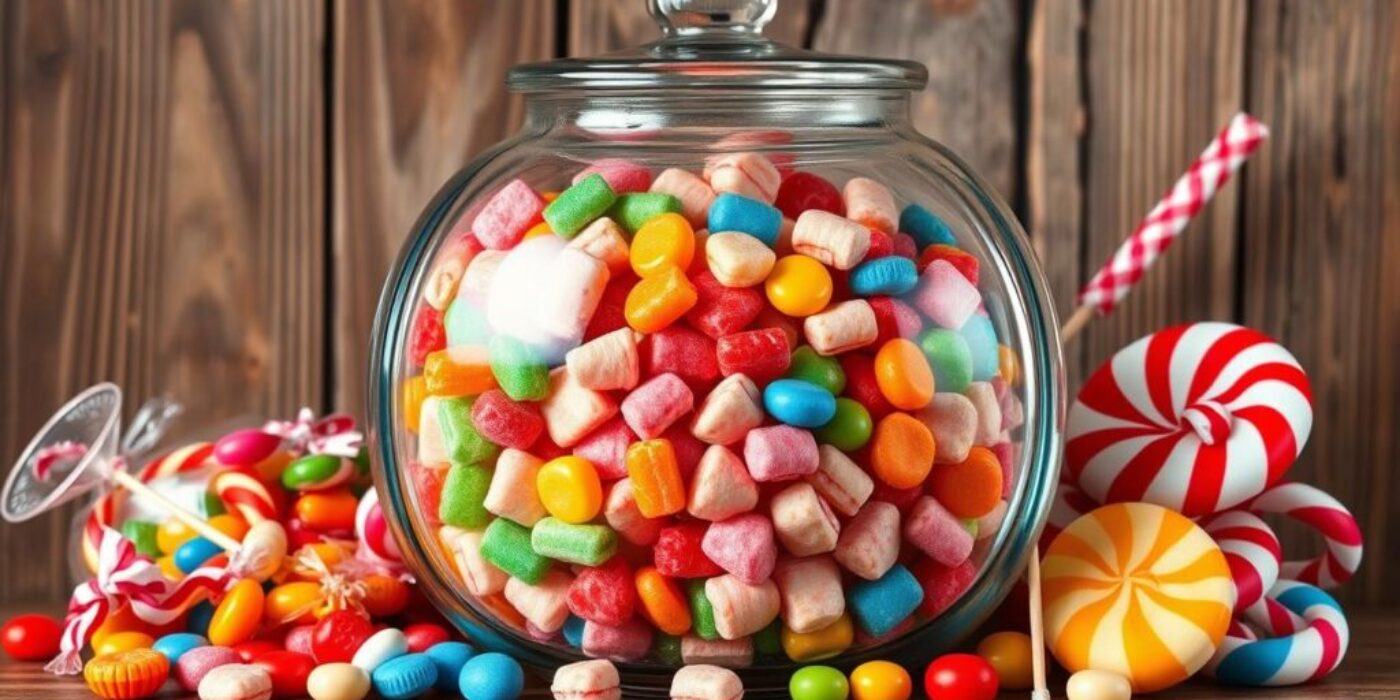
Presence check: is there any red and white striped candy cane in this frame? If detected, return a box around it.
[1244,481,1363,589]
[1201,509,1283,614]
[80,442,214,573]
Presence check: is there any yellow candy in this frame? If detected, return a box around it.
[624,266,697,333]
[524,221,554,239]
[630,212,695,277]
[207,514,250,542]
[265,580,323,625]
[850,660,913,700]
[765,254,832,317]
[403,375,428,433]
[998,343,1021,386]
[978,630,1034,690]
[156,518,197,555]
[93,630,154,656]
[781,614,854,661]
[536,456,603,524]
[157,555,183,580]
[208,578,265,646]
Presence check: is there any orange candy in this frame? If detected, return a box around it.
[524,221,555,239]
[634,566,691,636]
[84,650,169,700]
[630,213,695,277]
[207,513,251,542]
[251,449,295,485]
[874,338,935,410]
[93,631,154,656]
[403,375,427,433]
[624,266,697,333]
[208,578,266,646]
[998,344,1020,386]
[293,490,359,532]
[91,604,183,647]
[265,581,323,625]
[361,573,411,617]
[423,345,497,397]
[869,412,936,489]
[625,439,686,518]
[928,446,1004,518]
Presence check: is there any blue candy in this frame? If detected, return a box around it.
[458,652,524,700]
[423,641,475,693]
[960,313,1000,381]
[372,653,438,699]
[562,615,586,647]
[763,379,837,428]
[185,600,215,636]
[848,256,919,296]
[848,563,925,637]
[900,204,956,249]
[708,193,782,247]
[173,536,223,573]
[152,632,206,664]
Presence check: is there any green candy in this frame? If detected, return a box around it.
[544,174,616,238]
[444,298,491,347]
[281,453,347,491]
[438,397,500,466]
[529,517,617,567]
[814,397,873,451]
[654,634,683,666]
[919,328,974,393]
[607,193,682,234]
[480,518,551,584]
[488,335,549,401]
[785,346,846,395]
[439,463,493,529]
[789,665,851,700]
[121,520,161,558]
[753,619,783,656]
[198,491,227,518]
[687,579,720,640]
[962,517,979,538]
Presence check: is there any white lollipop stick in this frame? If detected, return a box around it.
[108,469,240,552]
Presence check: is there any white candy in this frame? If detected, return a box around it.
[770,482,840,556]
[483,448,547,527]
[687,445,760,521]
[804,444,874,517]
[565,328,641,391]
[570,217,631,274]
[504,569,573,633]
[803,299,878,355]
[690,374,764,446]
[351,628,408,672]
[540,368,618,448]
[773,555,845,634]
[440,525,508,596]
[792,209,872,270]
[705,232,775,288]
[651,168,716,227]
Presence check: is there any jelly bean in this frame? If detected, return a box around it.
[1065,669,1133,700]
[791,664,851,700]
[360,574,411,618]
[94,631,154,656]
[766,254,833,317]
[423,346,497,397]
[763,379,838,428]
[208,579,265,646]
[215,428,284,467]
[626,439,686,518]
[172,537,223,573]
[536,455,604,524]
[922,653,999,700]
[293,490,359,533]
[121,520,162,557]
[786,346,846,394]
[975,631,1033,691]
[545,173,617,237]
[422,641,474,692]
[781,614,854,661]
[233,640,282,663]
[185,600,216,637]
[814,397,874,452]
[625,265,697,333]
[874,338,936,410]
[631,212,695,277]
[869,412,936,489]
[371,653,438,700]
[900,204,956,249]
[775,171,844,219]
[997,344,1020,386]
[306,662,371,700]
[634,566,692,636]
[198,663,274,700]
[152,632,207,664]
[282,454,352,492]
[253,650,316,698]
[266,581,323,626]
[609,192,683,234]
[157,518,199,557]
[207,513,251,541]
[850,660,913,700]
[1,613,61,661]
[488,335,550,401]
[312,611,375,665]
[458,652,525,700]
[84,650,169,700]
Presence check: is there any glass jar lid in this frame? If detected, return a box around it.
[508,0,927,92]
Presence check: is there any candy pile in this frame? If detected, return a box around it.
[398,153,1028,664]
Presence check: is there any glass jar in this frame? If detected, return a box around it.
[369,0,1064,695]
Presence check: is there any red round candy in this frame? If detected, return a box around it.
[283,624,317,656]
[924,652,999,700]
[310,610,373,664]
[1,613,61,661]
[775,171,844,219]
[254,650,316,697]
[232,639,282,663]
[402,623,452,653]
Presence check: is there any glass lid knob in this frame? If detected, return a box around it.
[649,0,777,36]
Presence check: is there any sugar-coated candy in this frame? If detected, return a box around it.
[835,501,902,580]
[849,256,918,296]
[670,664,745,700]
[582,618,653,662]
[474,179,545,250]
[959,316,1000,385]
[804,300,878,355]
[421,642,474,693]
[792,209,871,270]
[644,325,721,389]
[1065,669,1133,700]
[705,574,779,640]
[805,444,874,517]
[905,496,974,567]
[368,653,438,700]
[655,522,724,578]
[540,368,618,448]
[282,454,352,492]
[252,650,315,698]
[457,652,525,700]
[849,564,924,637]
[536,455,604,524]
[540,245,611,342]
[681,635,753,668]
[483,449,546,526]
[626,439,687,518]
[635,566,693,635]
[439,463,492,529]
[575,158,653,193]
[469,392,542,452]
[152,632,206,664]
[425,346,497,398]
[626,265,698,333]
[717,327,791,382]
[771,482,841,556]
[900,204,956,249]
[789,665,850,700]
[417,397,449,463]
[976,631,1033,691]
[441,526,509,595]
[687,270,765,338]
[929,446,1003,519]
[763,378,837,428]
[505,569,574,633]
[487,336,550,401]
[917,242,978,283]
[687,445,759,521]
[208,578,265,646]
[631,212,696,277]
[177,645,242,691]
[922,653,999,700]
[553,659,622,700]
[919,392,977,464]
[306,663,371,700]
[868,297,922,346]
[573,417,635,480]
[766,254,833,317]
[690,374,764,446]
[775,555,845,634]
[786,346,846,394]
[570,217,631,274]
[197,663,273,700]
[963,381,1001,445]
[874,338,935,410]
[706,152,781,202]
[843,177,897,233]
[744,425,819,482]
[480,518,551,584]
[708,193,782,247]
[438,395,500,465]
[531,516,617,566]
[781,614,854,662]
[705,232,776,288]
[544,173,616,238]
[84,650,170,700]
[565,327,640,391]
[649,169,714,227]
[701,513,777,585]
[687,579,720,640]
[604,478,665,546]
[912,260,982,331]
[623,373,695,439]
[567,557,636,626]
[439,301,484,355]
[841,353,895,420]
[351,627,408,672]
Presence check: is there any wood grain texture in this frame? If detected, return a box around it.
[331,0,556,419]
[0,0,324,605]
[1238,0,1400,606]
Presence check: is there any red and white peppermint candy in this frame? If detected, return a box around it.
[1201,509,1282,613]
[1066,322,1313,516]
[354,489,402,569]
[1245,482,1363,589]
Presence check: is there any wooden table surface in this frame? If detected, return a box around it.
[2,608,1396,699]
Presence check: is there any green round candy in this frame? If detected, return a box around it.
[489,335,550,401]
[814,398,873,452]
[281,454,347,490]
[790,665,851,700]
[753,619,783,656]
[919,327,974,393]
[121,520,162,558]
[786,346,846,395]
[444,298,491,347]
[654,634,683,666]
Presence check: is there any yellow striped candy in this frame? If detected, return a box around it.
[1042,502,1234,693]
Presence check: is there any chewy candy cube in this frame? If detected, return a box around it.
[708,193,782,248]
[785,346,845,394]
[459,249,506,306]
[604,478,664,547]
[621,373,695,440]
[473,179,545,250]
[960,313,1000,381]
[670,664,746,700]
[842,177,897,234]
[488,335,549,403]
[803,300,878,356]
[964,381,1002,446]
[688,580,720,641]
[900,204,957,249]
[572,417,635,481]
[536,246,610,342]
[531,517,617,567]
[849,256,919,296]
[570,217,631,275]
[566,327,641,392]
[781,614,855,662]
[610,192,684,235]
[690,374,764,446]
[904,495,974,567]
[704,575,780,641]
[539,368,617,448]
[470,389,543,451]
[704,232,776,288]
[504,569,574,633]
[552,659,621,700]
[443,297,490,349]
[912,558,977,618]
[848,564,924,637]
[680,636,753,668]
[644,325,721,389]
[480,518,550,584]
[655,522,723,579]
[422,234,482,310]
[439,463,492,529]
[833,501,901,580]
[483,448,546,527]
[635,566,693,636]
[686,271,765,339]
[625,439,687,519]
[774,555,845,634]
[770,482,840,556]
[649,169,715,228]
[743,425,819,482]
[424,346,497,397]
[438,396,500,467]
[918,243,978,283]
[545,174,617,238]
[705,152,781,203]
[441,526,508,596]
[687,445,759,522]
[700,514,777,586]
[840,354,895,420]
[791,210,871,270]
[566,557,636,627]
[911,259,982,331]
[625,266,698,334]
[804,445,874,517]
[716,327,790,383]
[574,158,653,194]
[582,618,653,662]
[918,392,978,464]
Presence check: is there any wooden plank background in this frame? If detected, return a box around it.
[1,0,1396,608]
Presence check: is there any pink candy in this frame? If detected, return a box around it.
[690,374,764,447]
[704,574,780,640]
[687,445,759,521]
[774,555,845,634]
[621,373,695,440]
[905,495,974,567]
[911,259,982,330]
[471,389,544,450]
[582,618,653,662]
[176,645,243,691]
[742,425,818,482]
[834,501,901,580]
[919,392,978,464]
[701,513,777,585]
[573,158,654,193]
[805,445,874,517]
[705,153,781,203]
[540,368,617,448]
[651,168,716,227]
[473,178,545,250]
[770,482,841,556]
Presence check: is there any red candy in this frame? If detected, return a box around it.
[283,625,316,656]
[840,354,895,419]
[868,297,921,346]
[892,232,920,259]
[572,417,637,480]
[662,424,706,481]
[585,273,636,341]
[653,522,724,578]
[254,650,316,698]
[1,613,61,661]
[409,462,446,525]
[914,558,978,618]
[686,271,765,339]
[232,639,282,663]
[872,482,924,510]
[645,326,721,391]
[716,327,791,383]
[567,557,638,627]
[923,653,999,700]
[310,610,374,664]
[408,307,447,368]
[918,244,979,285]
[774,172,844,219]
[470,389,544,450]
[866,229,895,259]
[403,623,452,653]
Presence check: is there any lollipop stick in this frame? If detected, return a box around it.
[1027,546,1050,700]
[109,469,241,552]
[1059,305,1094,344]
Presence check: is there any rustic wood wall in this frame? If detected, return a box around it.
[1,0,1396,607]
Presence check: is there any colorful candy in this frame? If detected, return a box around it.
[1065,669,1133,700]
[197,663,274,700]
[84,650,169,699]
[457,652,525,700]
[922,653,999,700]
[306,662,372,700]
[790,665,850,700]
[2,613,62,661]
[370,653,438,699]
[850,660,913,700]
[975,631,1033,691]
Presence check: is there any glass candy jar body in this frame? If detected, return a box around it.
[369,31,1064,700]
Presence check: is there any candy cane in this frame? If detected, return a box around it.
[1205,580,1349,686]
[1200,509,1282,614]
[81,442,215,573]
[1244,482,1362,589]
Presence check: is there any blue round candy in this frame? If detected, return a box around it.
[173,536,222,573]
[423,641,475,693]
[152,632,206,664]
[562,615,586,648]
[185,600,215,636]
[372,653,438,700]
[763,379,837,428]
[458,652,524,700]
[849,256,919,296]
